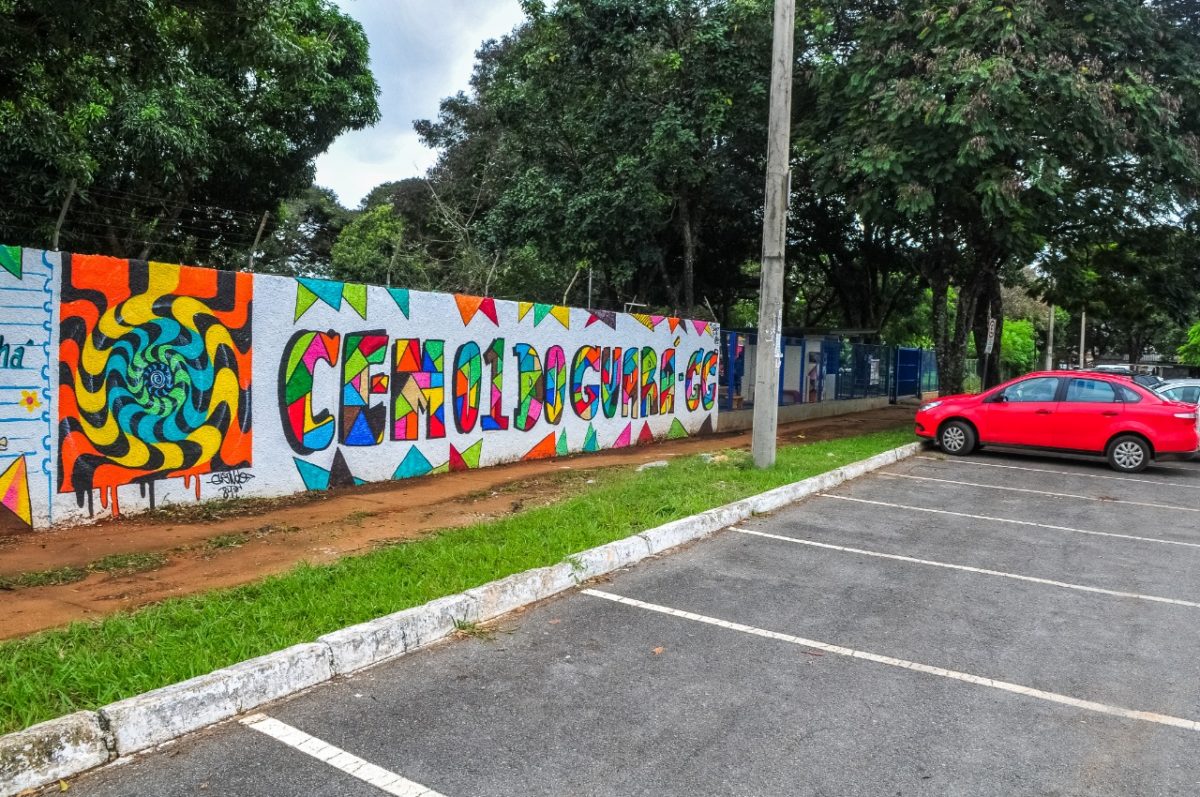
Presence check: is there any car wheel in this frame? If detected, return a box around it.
[938,420,976,456]
[1107,435,1151,473]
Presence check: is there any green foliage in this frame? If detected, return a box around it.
[805,0,1200,389]
[331,204,407,286]
[0,0,379,265]
[1180,323,1200,365]
[255,186,353,277]
[1045,224,1200,364]
[417,0,773,313]
[1000,319,1037,375]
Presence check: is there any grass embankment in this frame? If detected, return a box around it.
[0,428,910,734]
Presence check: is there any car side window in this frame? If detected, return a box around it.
[1002,377,1059,403]
[1183,386,1200,404]
[1117,385,1142,403]
[1064,379,1119,403]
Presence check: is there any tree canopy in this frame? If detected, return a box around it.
[0,0,379,265]
[403,0,1200,390]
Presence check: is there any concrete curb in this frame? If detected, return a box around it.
[0,442,919,795]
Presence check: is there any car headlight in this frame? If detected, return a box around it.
[918,401,943,412]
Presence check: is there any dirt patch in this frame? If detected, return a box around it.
[0,405,914,638]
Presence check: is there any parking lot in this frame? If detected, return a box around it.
[70,447,1200,796]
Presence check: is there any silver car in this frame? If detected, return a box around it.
[1158,379,1200,404]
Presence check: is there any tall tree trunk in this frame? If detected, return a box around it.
[655,251,681,309]
[931,274,954,393]
[971,273,1004,388]
[678,195,696,312]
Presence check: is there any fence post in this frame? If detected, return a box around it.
[723,332,737,411]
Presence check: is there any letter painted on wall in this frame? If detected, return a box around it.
[57,255,253,516]
[280,330,340,454]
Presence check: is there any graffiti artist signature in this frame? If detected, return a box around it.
[209,469,254,499]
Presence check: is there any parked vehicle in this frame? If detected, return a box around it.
[915,371,1200,473]
[1158,379,1200,405]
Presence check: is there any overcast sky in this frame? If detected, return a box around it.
[314,1,528,208]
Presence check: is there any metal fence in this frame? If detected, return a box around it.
[717,331,939,411]
[962,358,982,394]
[920,349,939,394]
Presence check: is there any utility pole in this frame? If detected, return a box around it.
[752,0,795,469]
[1045,303,1055,371]
[1078,310,1087,369]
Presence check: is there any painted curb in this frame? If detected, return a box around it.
[0,713,110,795]
[0,441,919,796]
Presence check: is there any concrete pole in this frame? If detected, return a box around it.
[751,0,795,469]
[1045,304,1054,371]
[1078,310,1086,369]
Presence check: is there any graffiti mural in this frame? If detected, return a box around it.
[1,243,718,528]
[58,255,252,516]
[264,275,720,499]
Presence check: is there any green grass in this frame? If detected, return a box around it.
[88,552,168,576]
[205,533,250,550]
[0,552,168,591]
[0,567,88,590]
[0,428,910,734]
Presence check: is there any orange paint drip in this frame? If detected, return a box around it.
[97,484,121,517]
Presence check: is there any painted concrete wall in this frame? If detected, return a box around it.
[0,247,720,530]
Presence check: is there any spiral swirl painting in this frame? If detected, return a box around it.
[58,255,253,516]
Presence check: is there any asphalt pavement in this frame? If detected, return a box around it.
[65,447,1200,796]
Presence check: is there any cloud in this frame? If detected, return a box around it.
[315,0,528,208]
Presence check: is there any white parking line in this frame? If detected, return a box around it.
[729,528,1200,610]
[583,589,1200,733]
[915,456,1200,491]
[817,494,1200,551]
[884,472,1200,513]
[241,714,446,797]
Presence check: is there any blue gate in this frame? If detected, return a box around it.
[894,347,921,400]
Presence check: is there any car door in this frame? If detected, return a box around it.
[980,376,1061,447]
[1056,377,1124,452]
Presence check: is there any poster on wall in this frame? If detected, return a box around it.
[1,244,719,528]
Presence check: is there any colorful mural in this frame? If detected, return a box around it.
[1,244,719,528]
[58,255,252,516]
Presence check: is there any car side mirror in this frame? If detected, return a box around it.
[987,393,1007,404]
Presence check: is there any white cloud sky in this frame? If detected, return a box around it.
[315,1,528,208]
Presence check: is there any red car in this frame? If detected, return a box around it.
[915,371,1200,473]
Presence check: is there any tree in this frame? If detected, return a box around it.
[0,0,379,265]
[255,186,352,278]
[1180,323,1200,366]
[999,318,1036,377]
[418,0,773,314]
[1045,224,1200,365]
[806,0,1200,392]
[331,205,408,286]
